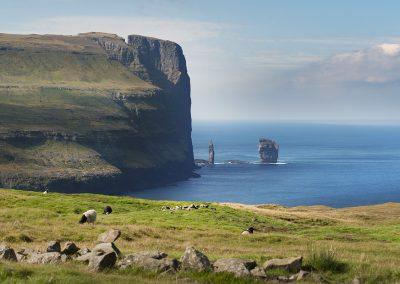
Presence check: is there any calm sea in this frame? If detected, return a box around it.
[128,122,400,208]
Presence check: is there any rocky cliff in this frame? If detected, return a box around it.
[0,32,194,192]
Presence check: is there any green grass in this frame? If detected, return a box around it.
[1,189,400,283]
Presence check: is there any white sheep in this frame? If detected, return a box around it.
[79,209,97,225]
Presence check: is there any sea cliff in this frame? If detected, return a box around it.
[0,32,194,192]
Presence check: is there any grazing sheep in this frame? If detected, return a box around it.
[241,227,255,235]
[103,206,112,215]
[79,209,97,225]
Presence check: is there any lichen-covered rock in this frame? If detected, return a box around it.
[0,245,17,262]
[213,258,257,277]
[250,267,267,278]
[118,250,179,272]
[180,247,211,271]
[61,242,80,255]
[27,252,64,264]
[258,138,279,163]
[263,256,302,273]
[92,242,122,258]
[88,250,117,272]
[98,229,121,243]
[46,241,61,253]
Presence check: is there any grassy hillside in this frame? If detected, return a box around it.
[0,189,400,283]
[0,33,194,191]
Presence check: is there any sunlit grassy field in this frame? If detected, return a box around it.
[0,189,400,283]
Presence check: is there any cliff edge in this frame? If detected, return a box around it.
[0,32,194,192]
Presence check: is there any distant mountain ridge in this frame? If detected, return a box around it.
[0,32,193,192]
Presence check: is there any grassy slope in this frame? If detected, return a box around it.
[0,189,400,283]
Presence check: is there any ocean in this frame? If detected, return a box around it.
[127,122,400,208]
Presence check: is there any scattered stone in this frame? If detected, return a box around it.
[62,242,80,255]
[46,241,61,253]
[88,250,117,272]
[296,270,310,281]
[75,253,92,264]
[77,248,91,256]
[162,204,210,211]
[118,250,179,272]
[263,256,302,273]
[0,245,17,262]
[250,266,266,278]
[213,258,257,277]
[92,242,122,258]
[180,247,211,271]
[27,252,64,264]
[98,229,121,243]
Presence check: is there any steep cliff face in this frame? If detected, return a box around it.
[0,32,194,192]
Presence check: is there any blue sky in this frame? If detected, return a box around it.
[2,0,400,123]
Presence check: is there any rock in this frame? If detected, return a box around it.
[263,256,302,273]
[75,253,92,264]
[209,140,215,165]
[118,250,179,272]
[180,247,211,271]
[258,138,279,163]
[92,242,122,258]
[98,229,121,243]
[250,267,267,278]
[88,250,117,272]
[352,277,361,284]
[296,270,310,281]
[213,258,257,277]
[0,245,17,262]
[61,242,80,255]
[27,252,64,264]
[46,241,61,253]
[77,248,91,256]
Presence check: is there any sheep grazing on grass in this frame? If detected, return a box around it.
[103,206,112,215]
[241,227,255,235]
[79,209,97,225]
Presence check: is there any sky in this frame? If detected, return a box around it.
[2,0,400,123]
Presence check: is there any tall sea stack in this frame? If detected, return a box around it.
[258,138,279,163]
[209,140,215,165]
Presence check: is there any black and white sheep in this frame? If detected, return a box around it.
[79,209,97,224]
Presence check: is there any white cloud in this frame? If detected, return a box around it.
[294,43,400,84]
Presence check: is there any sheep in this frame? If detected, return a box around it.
[241,227,255,235]
[79,209,97,225]
[103,206,112,215]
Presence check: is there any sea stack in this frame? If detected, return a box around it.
[258,138,279,163]
[209,140,215,165]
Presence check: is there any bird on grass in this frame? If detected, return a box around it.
[103,206,113,215]
[79,209,97,225]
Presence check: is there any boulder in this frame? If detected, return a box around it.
[92,242,121,258]
[118,251,179,272]
[180,247,211,271]
[0,245,17,262]
[296,270,310,281]
[263,256,302,273]
[27,252,65,264]
[97,229,121,243]
[75,253,92,264]
[62,242,80,255]
[46,241,61,253]
[250,267,267,278]
[77,248,91,256]
[88,250,117,272]
[213,258,257,277]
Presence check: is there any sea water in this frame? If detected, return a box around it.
[127,122,400,208]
